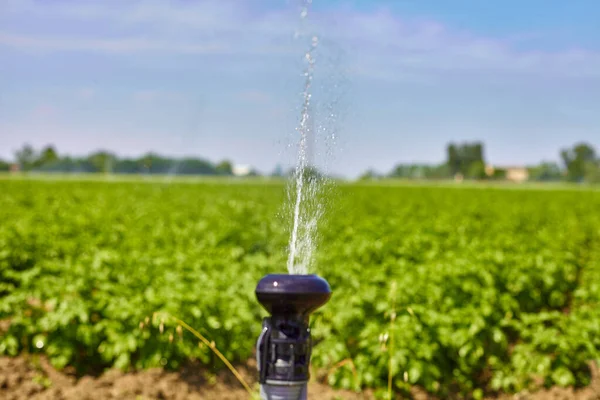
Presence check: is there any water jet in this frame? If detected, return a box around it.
[255,274,331,400]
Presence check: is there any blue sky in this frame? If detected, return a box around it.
[0,0,599,177]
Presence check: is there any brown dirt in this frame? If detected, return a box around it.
[1,356,598,400]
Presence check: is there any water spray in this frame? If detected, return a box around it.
[255,274,331,400]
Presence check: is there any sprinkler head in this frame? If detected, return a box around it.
[255,274,331,391]
[256,274,331,317]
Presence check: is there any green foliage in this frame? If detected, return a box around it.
[467,160,486,180]
[14,144,37,171]
[584,161,600,184]
[528,162,563,182]
[1,180,599,397]
[490,168,507,180]
[447,142,486,177]
[359,169,380,181]
[388,164,450,180]
[561,143,597,182]
[36,146,60,168]
[215,161,234,176]
[6,143,259,176]
[88,151,117,173]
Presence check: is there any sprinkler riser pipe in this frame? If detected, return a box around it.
[260,382,307,400]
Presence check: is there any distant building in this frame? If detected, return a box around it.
[505,167,529,182]
[486,165,529,183]
[233,164,252,177]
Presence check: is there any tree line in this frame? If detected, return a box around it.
[2,142,599,183]
[0,144,252,176]
[361,142,600,184]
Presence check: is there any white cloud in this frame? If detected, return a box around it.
[0,0,599,80]
[0,33,226,54]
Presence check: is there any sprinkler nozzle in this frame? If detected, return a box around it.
[255,274,331,399]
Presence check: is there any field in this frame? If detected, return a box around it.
[1,177,599,399]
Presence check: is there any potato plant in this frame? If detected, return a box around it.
[0,179,599,397]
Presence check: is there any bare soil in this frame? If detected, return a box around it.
[1,356,599,400]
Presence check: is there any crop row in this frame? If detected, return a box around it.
[1,179,599,397]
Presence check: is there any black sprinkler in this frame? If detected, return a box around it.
[255,274,332,400]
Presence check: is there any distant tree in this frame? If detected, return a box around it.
[8,143,257,176]
[490,167,507,180]
[138,153,153,173]
[467,160,486,180]
[561,143,596,182]
[215,160,233,176]
[389,165,410,178]
[88,151,117,173]
[0,159,10,172]
[132,155,216,175]
[584,160,600,184]
[426,164,451,179]
[359,169,379,181]
[469,143,484,173]
[114,159,140,174]
[176,158,217,175]
[36,145,59,167]
[271,164,284,177]
[447,144,460,176]
[391,164,423,179]
[389,163,451,180]
[446,141,486,178]
[529,162,563,182]
[14,144,37,171]
[134,153,175,174]
[248,169,261,177]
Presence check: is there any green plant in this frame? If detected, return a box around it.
[157,312,253,396]
[388,281,397,400]
[0,179,599,398]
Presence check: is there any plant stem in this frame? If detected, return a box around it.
[165,314,254,396]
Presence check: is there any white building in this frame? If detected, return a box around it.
[233,164,252,177]
[486,165,530,183]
